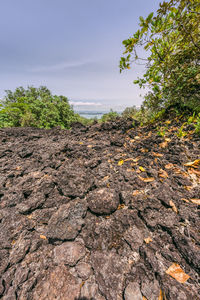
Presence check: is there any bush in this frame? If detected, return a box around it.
[0,86,79,129]
[100,110,119,122]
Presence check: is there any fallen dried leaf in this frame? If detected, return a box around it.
[138,176,155,182]
[152,152,164,157]
[118,160,124,166]
[184,159,200,168]
[117,204,125,210]
[159,141,168,148]
[165,163,174,169]
[158,289,166,300]
[132,190,141,196]
[40,235,47,240]
[190,199,200,205]
[169,200,178,213]
[87,145,93,148]
[139,166,146,172]
[159,169,168,178]
[124,157,140,163]
[166,263,190,283]
[181,198,190,203]
[144,237,152,244]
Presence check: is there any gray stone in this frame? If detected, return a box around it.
[46,199,87,240]
[124,282,143,300]
[75,262,93,280]
[32,265,80,300]
[87,188,119,215]
[53,241,86,266]
[91,251,130,299]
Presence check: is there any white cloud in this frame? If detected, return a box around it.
[69,101,102,106]
[30,60,92,72]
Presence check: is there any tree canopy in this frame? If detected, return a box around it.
[0,86,79,128]
[120,0,200,113]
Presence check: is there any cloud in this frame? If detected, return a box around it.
[30,60,92,72]
[69,101,102,106]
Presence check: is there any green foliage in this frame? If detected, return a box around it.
[120,0,200,113]
[121,106,138,118]
[0,86,79,129]
[100,110,119,122]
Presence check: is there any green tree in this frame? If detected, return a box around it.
[120,0,200,113]
[0,86,79,128]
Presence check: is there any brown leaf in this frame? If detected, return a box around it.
[169,200,178,213]
[138,176,155,182]
[181,198,190,203]
[117,204,125,210]
[165,163,174,169]
[40,235,47,240]
[159,141,168,148]
[190,199,200,205]
[184,159,200,168]
[124,157,140,163]
[152,152,164,157]
[132,190,141,196]
[158,289,166,300]
[144,237,152,244]
[166,263,190,283]
[159,169,169,178]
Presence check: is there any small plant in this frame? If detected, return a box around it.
[194,113,200,134]
[177,124,187,138]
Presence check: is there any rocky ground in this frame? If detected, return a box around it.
[0,118,200,300]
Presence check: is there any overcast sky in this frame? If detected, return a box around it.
[0,0,161,110]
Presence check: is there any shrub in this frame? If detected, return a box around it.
[0,86,79,129]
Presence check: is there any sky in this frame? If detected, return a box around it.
[0,0,162,111]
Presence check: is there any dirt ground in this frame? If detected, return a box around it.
[0,118,199,300]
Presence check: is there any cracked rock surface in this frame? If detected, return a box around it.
[0,118,200,299]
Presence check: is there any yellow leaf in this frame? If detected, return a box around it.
[158,289,164,300]
[165,163,174,169]
[159,169,168,178]
[165,138,171,142]
[165,120,171,125]
[144,237,152,244]
[132,190,141,196]
[134,136,140,140]
[79,142,83,145]
[139,166,146,172]
[152,152,164,157]
[124,157,139,162]
[166,263,190,283]
[190,199,200,205]
[117,204,125,210]
[142,297,147,300]
[40,235,47,240]
[141,148,148,153]
[169,200,178,214]
[118,160,124,166]
[184,159,200,168]
[159,141,168,148]
[138,176,155,182]
[181,198,190,203]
